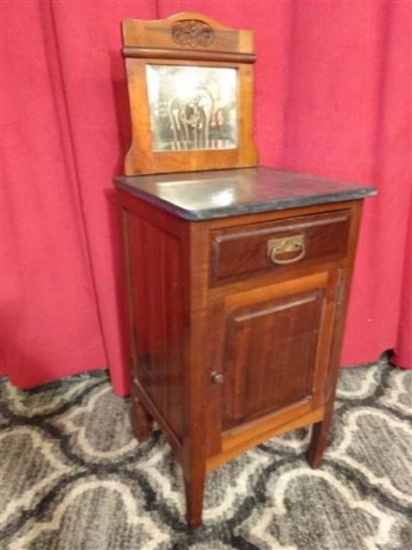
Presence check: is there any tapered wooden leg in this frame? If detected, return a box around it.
[306,411,333,469]
[183,464,206,529]
[130,395,153,442]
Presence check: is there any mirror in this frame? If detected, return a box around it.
[146,65,238,152]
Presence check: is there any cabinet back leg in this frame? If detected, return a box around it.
[306,412,333,469]
[131,395,153,442]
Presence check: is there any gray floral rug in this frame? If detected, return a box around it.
[0,363,411,550]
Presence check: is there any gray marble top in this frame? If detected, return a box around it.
[114,167,376,220]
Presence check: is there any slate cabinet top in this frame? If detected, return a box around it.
[115,166,376,221]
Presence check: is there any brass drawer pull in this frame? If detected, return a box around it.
[267,235,306,265]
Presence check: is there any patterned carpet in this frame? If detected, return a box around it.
[0,363,411,550]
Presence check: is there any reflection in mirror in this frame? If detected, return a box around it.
[147,65,238,151]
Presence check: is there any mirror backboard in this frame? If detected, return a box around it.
[121,13,258,175]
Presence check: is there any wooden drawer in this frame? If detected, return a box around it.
[210,209,351,284]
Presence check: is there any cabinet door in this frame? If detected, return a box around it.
[212,271,338,433]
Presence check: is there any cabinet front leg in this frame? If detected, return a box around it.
[130,395,153,442]
[183,464,206,529]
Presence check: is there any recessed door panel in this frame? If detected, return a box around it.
[219,274,333,431]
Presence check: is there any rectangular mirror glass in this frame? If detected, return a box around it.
[146,65,238,152]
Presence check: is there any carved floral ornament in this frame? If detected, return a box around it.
[171,19,215,48]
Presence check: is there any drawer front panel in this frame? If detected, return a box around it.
[210,210,350,283]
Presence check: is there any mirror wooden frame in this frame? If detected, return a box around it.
[121,12,258,175]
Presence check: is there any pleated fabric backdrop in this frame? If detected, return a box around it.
[2,0,411,395]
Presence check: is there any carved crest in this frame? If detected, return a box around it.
[171,19,214,48]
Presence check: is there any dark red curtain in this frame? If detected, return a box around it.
[2,0,411,395]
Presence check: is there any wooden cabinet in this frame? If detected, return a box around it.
[115,12,376,529]
[115,167,375,528]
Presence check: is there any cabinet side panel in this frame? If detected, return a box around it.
[127,211,186,443]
